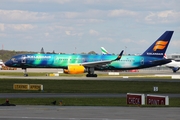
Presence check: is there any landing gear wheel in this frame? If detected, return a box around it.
[22,68,28,77]
[93,74,97,77]
[86,74,97,77]
[86,67,97,77]
[24,74,28,77]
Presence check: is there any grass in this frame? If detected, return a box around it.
[1,98,180,107]
[0,78,180,93]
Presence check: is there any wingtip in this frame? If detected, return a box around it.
[121,50,124,54]
[119,50,124,56]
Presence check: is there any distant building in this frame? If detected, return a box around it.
[167,53,180,61]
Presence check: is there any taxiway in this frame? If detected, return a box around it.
[0,106,180,120]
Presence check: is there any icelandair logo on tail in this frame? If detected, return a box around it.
[146,40,168,56]
[153,40,168,51]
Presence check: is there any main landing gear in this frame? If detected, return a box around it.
[22,68,28,77]
[86,67,97,77]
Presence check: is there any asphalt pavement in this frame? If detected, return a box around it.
[0,106,179,120]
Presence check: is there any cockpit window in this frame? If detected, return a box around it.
[11,58,16,62]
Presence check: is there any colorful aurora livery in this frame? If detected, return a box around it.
[5,31,174,77]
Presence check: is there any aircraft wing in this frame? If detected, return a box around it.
[150,59,172,65]
[80,50,124,67]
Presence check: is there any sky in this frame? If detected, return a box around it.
[0,0,180,54]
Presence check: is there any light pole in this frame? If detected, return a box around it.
[125,46,127,55]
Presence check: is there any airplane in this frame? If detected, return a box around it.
[0,59,4,70]
[5,50,124,77]
[165,60,180,73]
[5,31,174,77]
[162,54,180,73]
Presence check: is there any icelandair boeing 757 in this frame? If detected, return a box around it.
[5,31,174,77]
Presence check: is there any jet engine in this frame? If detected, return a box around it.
[64,65,86,74]
[172,67,180,73]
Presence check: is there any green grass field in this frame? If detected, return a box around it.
[0,78,180,93]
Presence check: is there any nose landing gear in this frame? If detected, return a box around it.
[22,68,28,77]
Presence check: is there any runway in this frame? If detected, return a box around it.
[1,68,180,82]
[0,106,180,120]
[1,75,180,83]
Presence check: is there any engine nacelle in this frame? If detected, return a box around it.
[172,67,180,73]
[64,65,86,74]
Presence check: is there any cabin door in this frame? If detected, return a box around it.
[21,55,26,64]
[140,57,144,65]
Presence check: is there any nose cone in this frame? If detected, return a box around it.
[5,60,12,67]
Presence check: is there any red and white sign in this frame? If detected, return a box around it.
[127,93,145,105]
[147,94,169,105]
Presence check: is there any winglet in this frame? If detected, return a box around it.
[113,50,124,61]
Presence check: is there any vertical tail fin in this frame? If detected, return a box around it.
[101,47,109,54]
[141,31,174,58]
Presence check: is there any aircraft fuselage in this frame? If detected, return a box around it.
[5,53,170,70]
